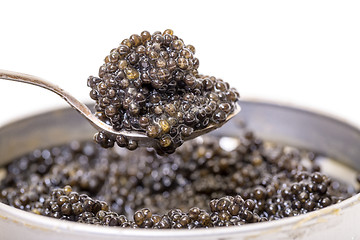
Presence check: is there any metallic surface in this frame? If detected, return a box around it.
[0,69,240,149]
[0,99,359,239]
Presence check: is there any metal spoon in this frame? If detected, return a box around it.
[0,69,240,148]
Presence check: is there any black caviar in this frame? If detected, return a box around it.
[0,126,357,229]
[87,29,240,153]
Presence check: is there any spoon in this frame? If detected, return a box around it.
[0,69,240,148]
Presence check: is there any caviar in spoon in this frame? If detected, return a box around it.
[88,29,240,154]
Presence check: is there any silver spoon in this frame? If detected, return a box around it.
[0,69,240,148]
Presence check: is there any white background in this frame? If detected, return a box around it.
[0,0,359,127]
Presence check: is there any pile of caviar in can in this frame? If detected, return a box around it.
[0,126,357,229]
[87,29,239,154]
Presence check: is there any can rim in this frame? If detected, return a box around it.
[1,98,359,237]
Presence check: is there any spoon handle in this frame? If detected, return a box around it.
[0,69,153,141]
[0,69,105,132]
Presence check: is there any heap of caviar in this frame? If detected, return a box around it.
[87,29,239,153]
[0,125,357,229]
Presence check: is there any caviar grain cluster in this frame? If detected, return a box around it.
[0,126,357,229]
[87,29,239,153]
